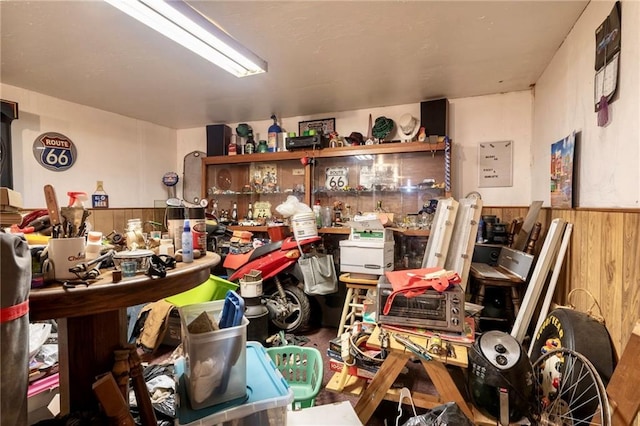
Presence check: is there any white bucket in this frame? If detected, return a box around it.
[292,212,318,241]
[240,279,263,298]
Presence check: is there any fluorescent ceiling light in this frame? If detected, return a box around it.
[104,0,267,77]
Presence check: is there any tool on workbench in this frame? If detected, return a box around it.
[393,333,432,361]
[44,184,63,238]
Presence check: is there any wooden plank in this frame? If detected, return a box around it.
[511,218,566,343]
[586,211,604,329]
[325,372,444,409]
[608,321,640,426]
[420,358,473,419]
[621,213,640,348]
[354,351,410,424]
[529,223,573,357]
[601,212,624,350]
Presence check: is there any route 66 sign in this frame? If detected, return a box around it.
[32,132,77,171]
[325,167,348,190]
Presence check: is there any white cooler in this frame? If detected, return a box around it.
[339,240,394,275]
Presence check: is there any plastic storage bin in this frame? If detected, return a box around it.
[175,342,294,426]
[167,275,239,307]
[179,300,248,410]
[266,345,323,409]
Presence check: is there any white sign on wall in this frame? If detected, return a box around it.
[478,141,513,187]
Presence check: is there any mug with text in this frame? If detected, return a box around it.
[43,237,86,281]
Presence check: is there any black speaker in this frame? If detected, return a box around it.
[420,98,449,137]
[206,124,232,157]
[1,100,18,189]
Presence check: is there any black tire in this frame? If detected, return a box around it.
[530,308,615,385]
[267,284,311,334]
[530,308,615,423]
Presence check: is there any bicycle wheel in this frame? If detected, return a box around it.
[533,348,611,426]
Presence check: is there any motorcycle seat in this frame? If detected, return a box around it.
[248,240,284,262]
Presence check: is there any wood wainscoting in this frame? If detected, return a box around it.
[482,206,640,359]
[87,207,165,237]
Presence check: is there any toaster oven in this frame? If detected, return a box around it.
[377,279,465,333]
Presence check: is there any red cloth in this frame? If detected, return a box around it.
[382,268,461,315]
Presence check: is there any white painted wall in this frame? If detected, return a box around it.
[532,0,640,208]
[2,84,177,208]
[5,79,533,210]
[449,91,533,205]
[177,93,534,206]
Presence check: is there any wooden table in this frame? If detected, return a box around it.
[326,325,473,424]
[29,254,220,414]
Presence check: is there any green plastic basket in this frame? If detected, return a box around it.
[165,275,238,307]
[266,345,323,410]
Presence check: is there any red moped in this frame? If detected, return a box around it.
[223,235,321,333]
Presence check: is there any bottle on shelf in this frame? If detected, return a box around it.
[228,135,237,156]
[247,202,253,220]
[245,131,256,154]
[231,202,238,222]
[257,139,268,153]
[313,199,322,228]
[268,114,282,152]
[92,180,109,208]
[181,220,194,263]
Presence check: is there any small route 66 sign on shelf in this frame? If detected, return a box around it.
[325,166,348,190]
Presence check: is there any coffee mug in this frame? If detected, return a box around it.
[43,237,86,281]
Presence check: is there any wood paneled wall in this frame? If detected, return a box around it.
[483,207,640,358]
[86,208,165,236]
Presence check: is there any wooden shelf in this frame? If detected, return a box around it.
[202,141,445,165]
[227,225,425,236]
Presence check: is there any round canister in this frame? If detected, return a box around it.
[166,207,185,250]
[245,299,269,343]
[187,207,206,252]
[239,279,263,298]
[291,212,318,241]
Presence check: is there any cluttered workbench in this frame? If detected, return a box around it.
[29,254,220,414]
[326,324,473,424]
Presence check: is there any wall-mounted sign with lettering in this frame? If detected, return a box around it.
[32,132,77,172]
[478,140,513,187]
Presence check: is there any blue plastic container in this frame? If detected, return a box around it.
[176,342,294,425]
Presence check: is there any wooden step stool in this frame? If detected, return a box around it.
[336,273,379,338]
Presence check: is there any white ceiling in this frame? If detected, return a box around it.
[1,1,588,130]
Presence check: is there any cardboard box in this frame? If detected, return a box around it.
[339,240,394,275]
[345,216,394,242]
[0,187,23,210]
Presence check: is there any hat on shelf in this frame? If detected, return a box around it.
[345,132,364,145]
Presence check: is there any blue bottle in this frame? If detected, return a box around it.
[181,220,194,263]
[267,114,282,152]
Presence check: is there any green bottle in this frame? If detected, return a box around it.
[257,140,268,153]
[245,131,255,154]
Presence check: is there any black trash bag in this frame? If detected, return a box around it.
[130,363,176,424]
[402,402,474,426]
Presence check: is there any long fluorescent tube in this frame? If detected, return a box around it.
[104,0,267,77]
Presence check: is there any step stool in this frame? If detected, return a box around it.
[336,273,379,338]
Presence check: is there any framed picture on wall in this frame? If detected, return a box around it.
[298,118,335,136]
[550,132,577,208]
